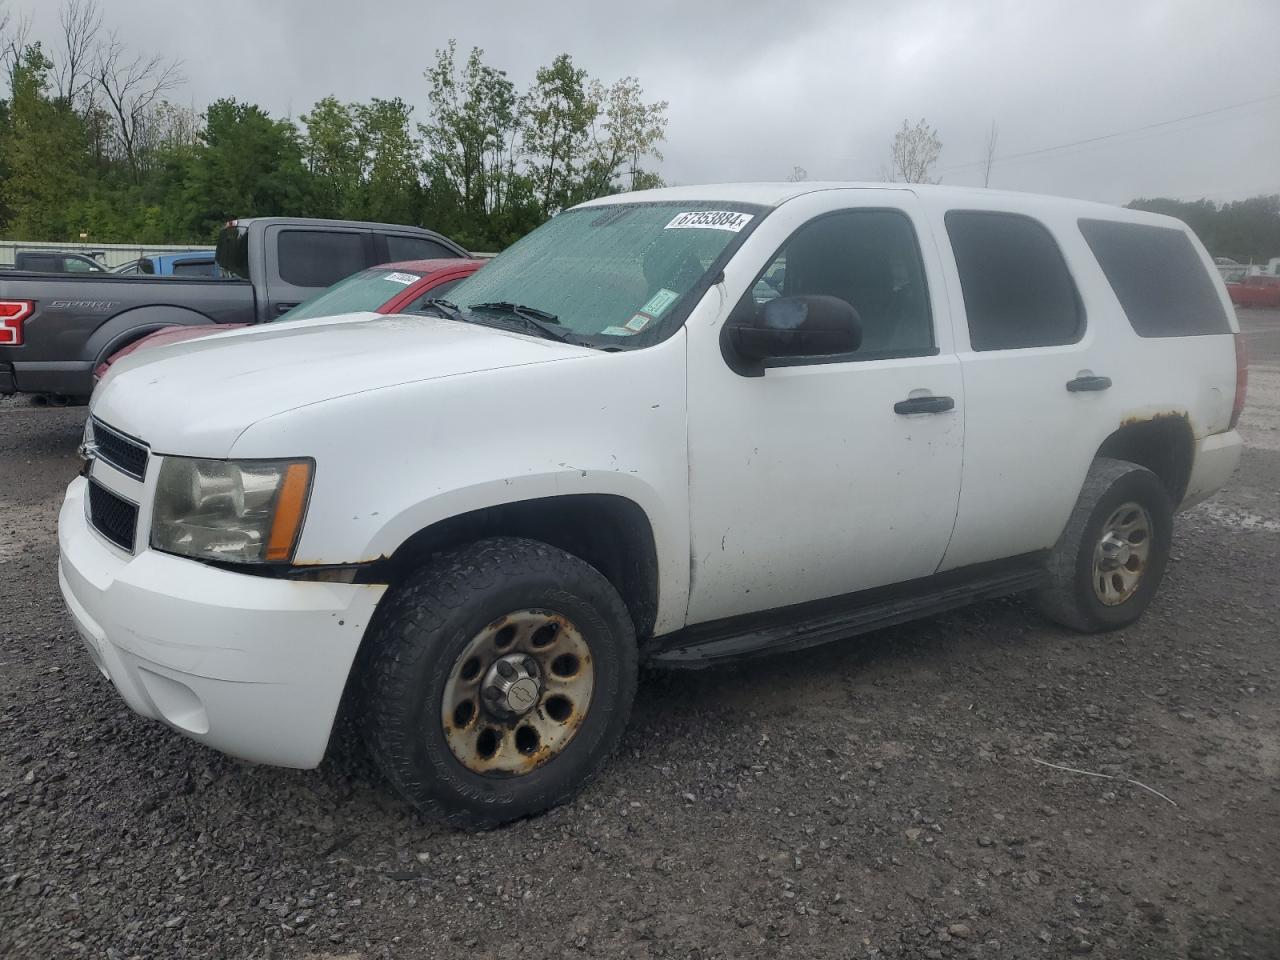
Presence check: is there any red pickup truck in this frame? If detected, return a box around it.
[1226,275,1280,309]
[96,258,483,380]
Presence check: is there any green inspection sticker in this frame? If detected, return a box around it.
[640,287,680,317]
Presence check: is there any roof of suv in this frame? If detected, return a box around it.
[580,181,1179,229]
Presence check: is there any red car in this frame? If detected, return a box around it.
[1227,274,1280,309]
[96,258,484,380]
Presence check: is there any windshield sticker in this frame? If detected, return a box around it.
[641,287,680,317]
[382,272,419,285]
[665,210,754,232]
[625,312,656,333]
[600,325,636,336]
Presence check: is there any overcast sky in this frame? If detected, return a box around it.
[12,0,1280,204]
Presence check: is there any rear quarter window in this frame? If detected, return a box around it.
[1078,218,1230,337]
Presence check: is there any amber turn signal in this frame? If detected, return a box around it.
[265,462,313,562]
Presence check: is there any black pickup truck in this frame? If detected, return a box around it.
[0,217,467,400]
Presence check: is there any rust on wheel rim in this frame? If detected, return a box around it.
[440,609,595,776]
[1092,501,1152,606]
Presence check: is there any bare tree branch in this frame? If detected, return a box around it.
[55,0,101,104]
[1,8,34,92]
[93,28,184,179]
[982,120,999,188]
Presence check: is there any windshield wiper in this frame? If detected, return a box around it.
[469,301,569,342]
[417,298,465,321]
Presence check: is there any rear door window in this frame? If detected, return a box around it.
[1077,219,1230,337]
[384,234,460,262]
[278,230,368,287]
[946,211,1083,351]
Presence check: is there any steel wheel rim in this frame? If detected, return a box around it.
[1092,501,1152,606]
[441,609,595,776]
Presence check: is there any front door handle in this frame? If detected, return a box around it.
[1066,375,1112,392]
[275,302,299,315]
[894,395,955,415]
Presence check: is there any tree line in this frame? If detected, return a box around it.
[1125,196,1280,265]
[0,1,668,250]
[2,2,1276,262]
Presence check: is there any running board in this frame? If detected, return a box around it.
[647,555,1047,668]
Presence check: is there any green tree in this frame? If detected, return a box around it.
[888,117,942,184]
[300,95,361,218]
[354,97,421,224]
[185,98,309,236]
[522,53,596,216]
[0,43,90,238]
[421,42,518,221]
[579,76,667,200]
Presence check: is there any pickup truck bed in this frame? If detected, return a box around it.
[0,273,254,398]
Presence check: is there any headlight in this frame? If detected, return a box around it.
[151,457,313,564]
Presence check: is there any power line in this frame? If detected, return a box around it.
[939,91,1280,174]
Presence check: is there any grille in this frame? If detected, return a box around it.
[92,418,148,480]
[88,479,138,552]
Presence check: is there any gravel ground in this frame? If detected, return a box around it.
[2,310,1279,960]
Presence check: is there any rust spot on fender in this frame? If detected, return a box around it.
[1119,409,1189,429]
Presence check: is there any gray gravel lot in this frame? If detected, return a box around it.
[2,310,1278,959]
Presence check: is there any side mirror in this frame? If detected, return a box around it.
[726,295,862,365]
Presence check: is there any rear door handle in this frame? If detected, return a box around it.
[1066,375,1112,392]
[894,395,955,415]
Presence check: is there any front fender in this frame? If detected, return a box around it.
[231,335,693,634]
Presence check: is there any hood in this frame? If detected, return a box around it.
[91,312,591,456]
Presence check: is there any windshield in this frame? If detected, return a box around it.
[280,268,424,321]
[445,201,766,347]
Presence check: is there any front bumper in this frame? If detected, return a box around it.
[58,476,386,768]
[1180,429,1244,511]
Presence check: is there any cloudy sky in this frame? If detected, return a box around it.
[12,0,1280,204]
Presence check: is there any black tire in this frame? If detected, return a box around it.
[357,537,637,827]
[1036,457,1173,633]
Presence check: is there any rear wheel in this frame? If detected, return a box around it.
[358,537,637,827]
[1036,458,1173,633]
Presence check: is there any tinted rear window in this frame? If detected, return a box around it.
[385,234,459,262]
[215,227,250,280]
[945,211,1083,351]
[172,259,217,277]
[1078,219,1230,337]
[278,230,366,287]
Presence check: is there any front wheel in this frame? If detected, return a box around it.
[358,538,637,827]
[1036,458,1173,633]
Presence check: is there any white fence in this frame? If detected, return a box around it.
[0,240,212,270]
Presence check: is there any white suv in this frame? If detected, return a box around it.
[61,183,1246,826]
